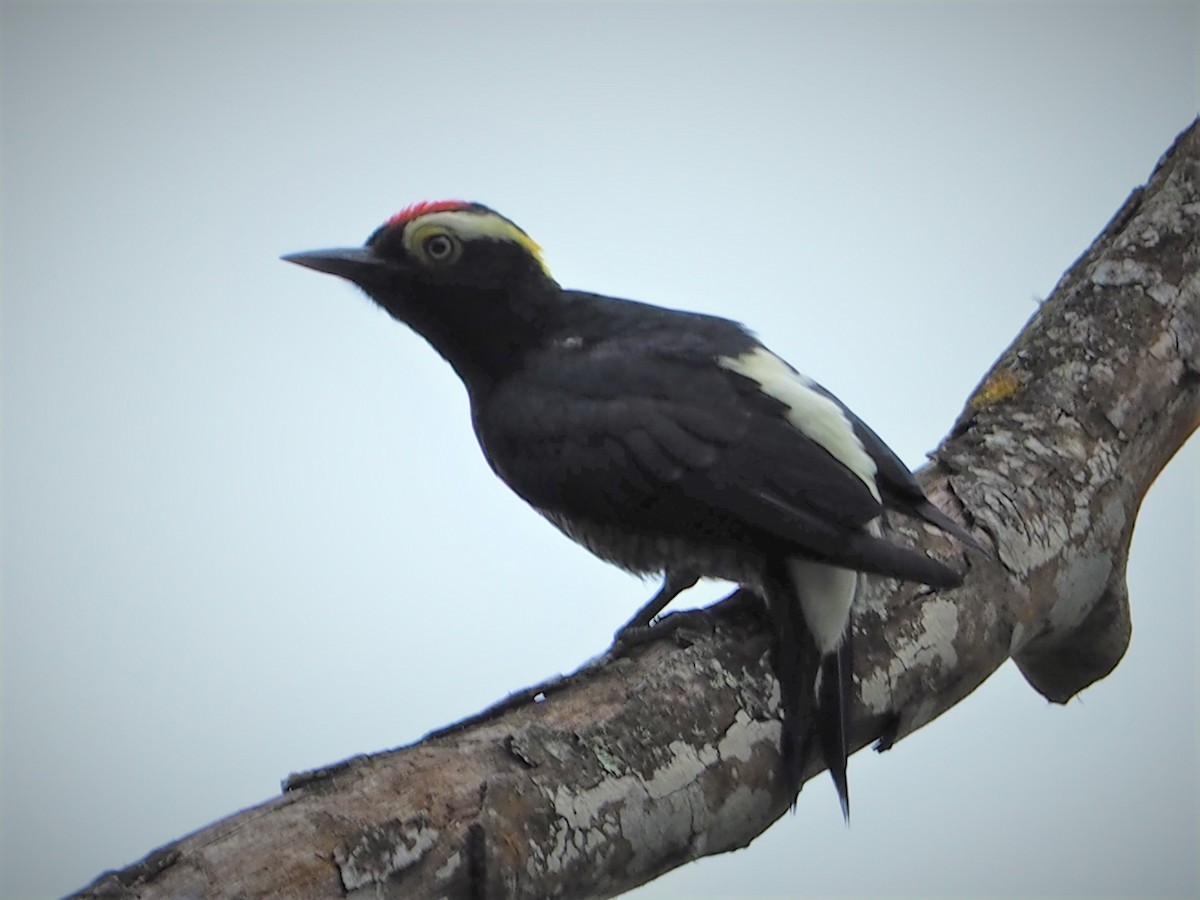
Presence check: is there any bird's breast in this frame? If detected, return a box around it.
[536,507,764,589]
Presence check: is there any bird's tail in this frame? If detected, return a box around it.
[761,562,816,806]
[762,559,855,819]
[816,631,852,821]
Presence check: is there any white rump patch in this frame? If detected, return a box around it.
[719,347,880,501]
[787,558,859,656]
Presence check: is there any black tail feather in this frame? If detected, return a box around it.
[761,563,816,805]
[815,633,852,821]
[763,561,855,819]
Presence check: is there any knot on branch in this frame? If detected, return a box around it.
[1012,572,1131,703]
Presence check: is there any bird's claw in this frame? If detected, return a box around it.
[611,607,717,655]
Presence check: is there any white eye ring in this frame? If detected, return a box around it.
[424,232,457,262]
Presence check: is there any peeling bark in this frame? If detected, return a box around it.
[70,120,1200,900]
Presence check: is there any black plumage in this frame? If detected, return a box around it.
[284,201,980,817]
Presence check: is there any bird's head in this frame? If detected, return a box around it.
[283,200,556,300]
[284,201,560,392]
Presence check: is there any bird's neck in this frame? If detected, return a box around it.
[392,284,559,399]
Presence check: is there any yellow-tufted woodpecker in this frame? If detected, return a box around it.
[283,200,980,819]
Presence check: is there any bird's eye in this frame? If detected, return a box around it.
[424,233,456,262]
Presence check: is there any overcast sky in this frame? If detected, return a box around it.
[4,3,1198,899]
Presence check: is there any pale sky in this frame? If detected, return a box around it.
[3,3,1198,899]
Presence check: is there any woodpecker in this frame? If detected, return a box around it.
[284,201,979,818]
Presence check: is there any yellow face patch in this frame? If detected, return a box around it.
[399,208,551,277]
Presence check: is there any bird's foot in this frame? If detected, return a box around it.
[612,606,718,655]
[611,571,700,647]
[874,712,902,753]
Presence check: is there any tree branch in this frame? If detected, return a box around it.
[71,119,1200,900]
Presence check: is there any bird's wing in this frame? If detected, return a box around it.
[804,379,984,552]
[473,334,935,572]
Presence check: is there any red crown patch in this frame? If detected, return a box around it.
[385,200,476,228]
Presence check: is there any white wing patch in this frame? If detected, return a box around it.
[719,347,881,501]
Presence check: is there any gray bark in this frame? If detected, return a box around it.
[71,119,1200,900]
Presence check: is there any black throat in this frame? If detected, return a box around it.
[369,280,560,400]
